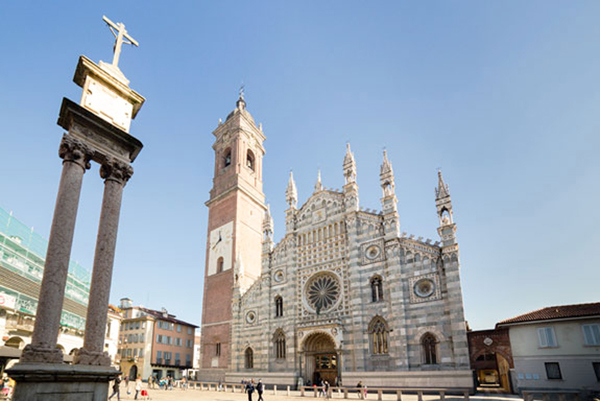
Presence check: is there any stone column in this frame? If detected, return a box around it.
[20,134,91,363]
[75,159,132,366]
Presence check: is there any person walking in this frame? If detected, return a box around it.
[257,379,264,401]
[324,380,331,399]
[246,379,256,401]
[134,375,142,400]
[108,375,122,400]
[356,381,363,399]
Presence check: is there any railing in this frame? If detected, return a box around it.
[188,382,292,396]
[299,386,472,401]
[185,381,472,400]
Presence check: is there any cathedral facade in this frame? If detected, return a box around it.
[199,95,472,389]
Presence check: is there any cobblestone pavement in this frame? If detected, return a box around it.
[112,385,524,401]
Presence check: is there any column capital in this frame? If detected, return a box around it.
[100,158,133,185]
[59,134,93,170]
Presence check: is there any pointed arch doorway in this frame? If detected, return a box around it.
[302,332,339,385]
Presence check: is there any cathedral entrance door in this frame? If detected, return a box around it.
[314,353,337,385]
[302,332,338,386]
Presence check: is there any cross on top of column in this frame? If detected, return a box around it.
[102,15,139,68]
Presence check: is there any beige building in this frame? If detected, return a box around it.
[497,303,600,398]
[117,298,198,381]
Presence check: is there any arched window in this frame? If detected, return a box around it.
[274,330,286,359]
[224,148,232,168]
[371,276,383,302]
[275,296,283,318]
[368,316,389,355]
[245,348,254,369]
[422,333,438,365]
[246,149,255,171]
[217,257,224,273]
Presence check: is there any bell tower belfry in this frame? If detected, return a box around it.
[200,91,266,376]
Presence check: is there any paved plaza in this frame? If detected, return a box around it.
[110,385,524,401]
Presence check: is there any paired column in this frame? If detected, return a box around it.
[21,135,91,363]
[75,159,133,366]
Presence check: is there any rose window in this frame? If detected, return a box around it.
[305,273,341,313]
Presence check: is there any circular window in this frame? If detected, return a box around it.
[414,278,435,298]
[246,311,256,324]
[305,272,341,313]
[365,245,381,260]
[273,270,284,283]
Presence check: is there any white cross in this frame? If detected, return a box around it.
[103,15,139,67]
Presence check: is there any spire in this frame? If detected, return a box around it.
[435,170,450,200]
[381,150,393,175]
[314,170,323,192]
[343,143,357,184]
[380,150,399,238]
[286,171,298,208]
[380,149,395,197]
[263,204,274,237]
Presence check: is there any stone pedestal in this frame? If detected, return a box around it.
[7,363,119,401]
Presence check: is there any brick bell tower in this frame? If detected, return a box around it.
[200,91,266,378]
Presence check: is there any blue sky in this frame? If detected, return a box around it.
[1,2,599,330]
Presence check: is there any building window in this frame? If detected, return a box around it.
[370,276,383,302]
[583,324,600,346]
[545,362,562,380]
[188,327,193,335]
[177,324,182,333]
[224,149,232,168]
[156,350,162,363]
[422,333,438,365]
[217,257,224,273]
[368,316,389,354]
[245,348,254,369]
[274,330,286,359]
[593,362,600,382]
[186,354,192,366]
[246,150,255,171]
[537,327,558,348]
[216,342,221,356]
[275,296,283,318]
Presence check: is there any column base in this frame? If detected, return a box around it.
[19,344,64,364]
[7,362,120,401]
[72,348,112,366]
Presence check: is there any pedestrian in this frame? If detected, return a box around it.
[246,378,256,401]
[356,381,363,399]
[134,375,142,400]
[125,375,131,395]
[147,375,153,389]
[257,379,264,401]
[182,376,187,391]
[108,375,122,400]
[320,380,326,397]
[324,380,331,399]
[363,384,368,399]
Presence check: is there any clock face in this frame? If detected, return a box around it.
[208,221,233,276]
